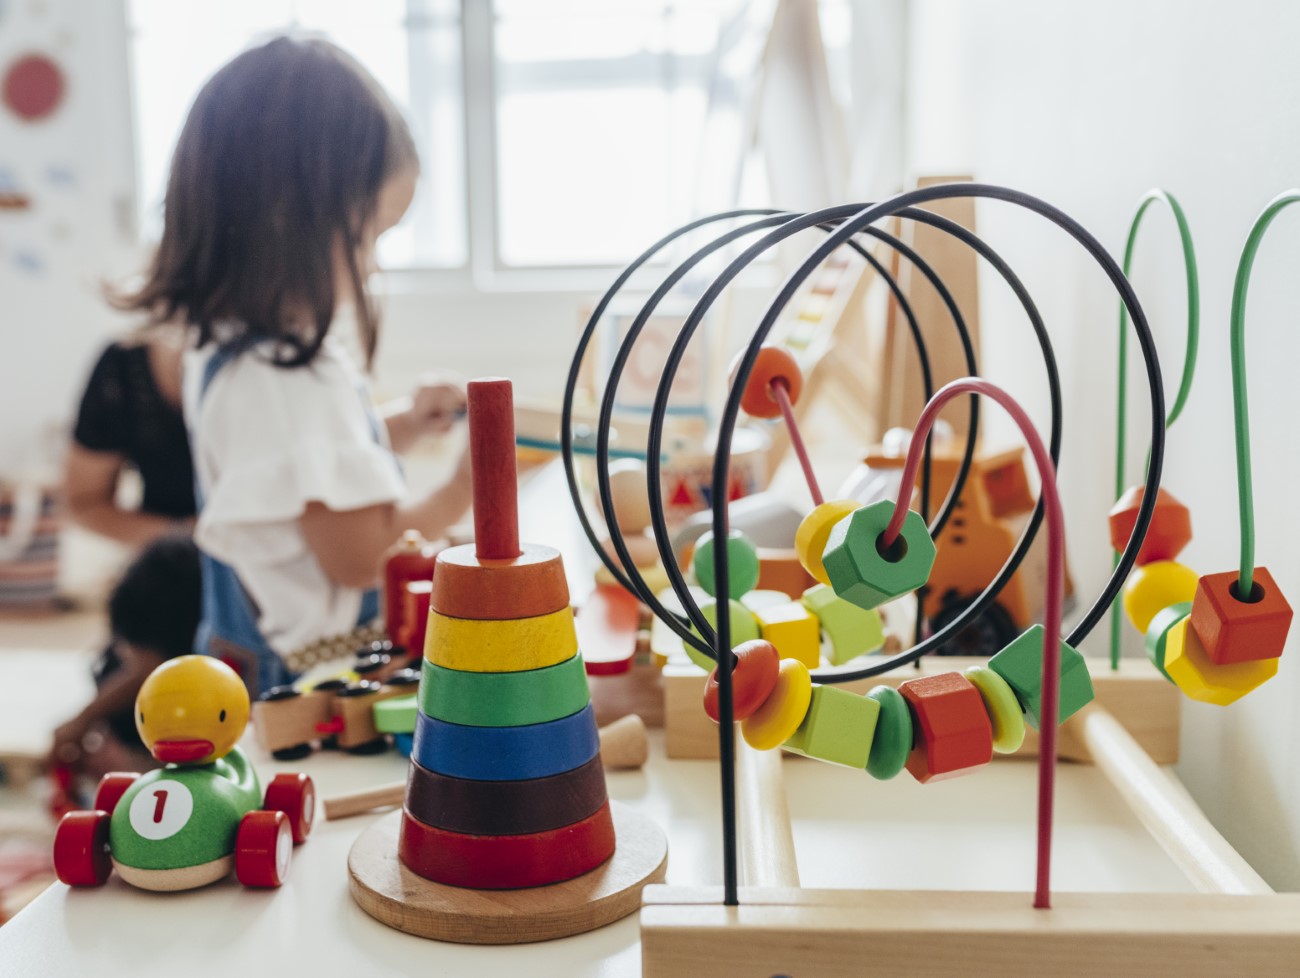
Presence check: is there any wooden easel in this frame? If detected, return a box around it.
[641,667,1300,977]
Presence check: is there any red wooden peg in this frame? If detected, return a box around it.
[468,378,521,560]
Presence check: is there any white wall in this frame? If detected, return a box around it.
[905,0,1300,888]
[0,0,138,477]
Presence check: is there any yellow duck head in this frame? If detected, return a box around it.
[135,656,250,765]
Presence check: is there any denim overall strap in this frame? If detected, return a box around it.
[193,343,380,697]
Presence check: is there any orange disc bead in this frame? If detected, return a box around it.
[732,345,804,420]
[703,639,780,723]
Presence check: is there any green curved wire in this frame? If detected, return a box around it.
[1109,190,1200,670]
[1229,190,1300,596]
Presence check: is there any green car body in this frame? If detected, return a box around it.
[109,746,262,871]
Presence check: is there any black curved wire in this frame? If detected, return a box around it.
[705,183,1166,906]
[645,204,1063,679]
[594,213,974,649]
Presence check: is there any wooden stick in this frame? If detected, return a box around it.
[468,378,521,560]
[736,738,799,887]
[1069,702,1272,895]
[323,715,652,821]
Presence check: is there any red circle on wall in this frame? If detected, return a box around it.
[3,53,66,122]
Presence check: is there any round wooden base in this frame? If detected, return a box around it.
[347,801,668,944]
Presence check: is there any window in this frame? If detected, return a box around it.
[127,0,773,280]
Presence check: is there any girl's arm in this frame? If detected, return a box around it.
[300,445,474,589]
[381,379,467,454]
[64,444,190,547]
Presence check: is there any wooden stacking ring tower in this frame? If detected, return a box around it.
[348,378,668,944]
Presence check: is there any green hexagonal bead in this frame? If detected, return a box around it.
[801,584,884,664]
[784,684,880,768]
[821,500,936,612]
[686,598,762,671]
[694,530,761,600]
[1145,601,1191,684]
[865,685,912,780]
[987,625,1094,729]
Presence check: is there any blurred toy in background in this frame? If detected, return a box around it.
[47,537,202,792]
[855,437,1074,655]
[382,529,443,662]
[252,663,421,760]
[53,656,314,891]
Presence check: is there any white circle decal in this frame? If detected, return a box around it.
[127,780,194,841]
[302,786,314,828]
[276,823,292,879]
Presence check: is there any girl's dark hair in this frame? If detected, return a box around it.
[109,537,202,657]
[116,36,417,368]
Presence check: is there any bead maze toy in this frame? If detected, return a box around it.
[52,656,315,891]
[346,378,667,944]
[562,184,1300,975]
[1109,190,1295,705]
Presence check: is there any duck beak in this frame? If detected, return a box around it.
[152,739,215,763]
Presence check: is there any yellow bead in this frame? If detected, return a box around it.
[794,500,861,585]
[1163,617,1278,706]
[754,601,821,668]
[963,665,1026,754]
[1122,560,1199,634]
[741,659,813,750]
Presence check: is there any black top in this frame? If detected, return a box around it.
[73,341,196,519]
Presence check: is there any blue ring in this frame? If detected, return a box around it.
[412,702,599,781]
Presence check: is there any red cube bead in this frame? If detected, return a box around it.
[1107,485,1192,565]
[1190,567,1293,665]
[898,672,993,784]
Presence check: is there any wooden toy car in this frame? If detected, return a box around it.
[52,656,314,891]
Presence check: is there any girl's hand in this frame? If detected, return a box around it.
[409,377,467,436]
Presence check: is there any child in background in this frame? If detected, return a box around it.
[49,537,202,779]
[113,36,473,695]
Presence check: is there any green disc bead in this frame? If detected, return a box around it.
[865,685,912,780]
[1145,601,1192,683]
[694,530,761,600]
[685,598,762,671]
[821,500,937,612]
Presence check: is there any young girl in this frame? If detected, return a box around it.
[116,36,473,695]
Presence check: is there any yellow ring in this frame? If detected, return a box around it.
[424,608,577,673]
[741,659,813,750]
[795,500,861,585]
[963,665,1026,754]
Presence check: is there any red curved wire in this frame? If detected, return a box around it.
[884,377,1064,909]
[771,378,825,506]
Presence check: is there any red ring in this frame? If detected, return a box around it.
[399,800,616,889]
[703,639,780,722]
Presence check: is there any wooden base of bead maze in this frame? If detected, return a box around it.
[348,801,668,944]
[640,704,1300,977]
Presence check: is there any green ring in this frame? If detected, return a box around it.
[865,685,912,780]
[420,655,591,727]
[1144,601,1191,683]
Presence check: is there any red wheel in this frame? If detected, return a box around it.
[235,810,292,888]
[53,811,112,886]
[263,772,315,844]
[93,772,139,815]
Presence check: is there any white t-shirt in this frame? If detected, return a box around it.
[183,336,405,656]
